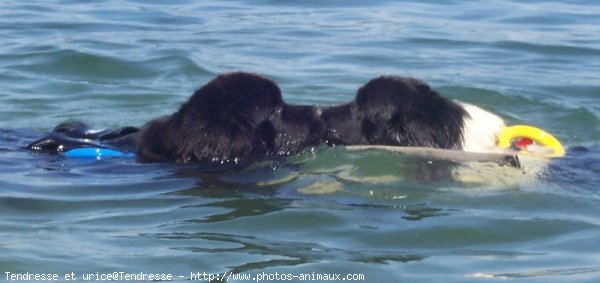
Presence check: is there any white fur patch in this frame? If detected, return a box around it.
[458,102,506,153]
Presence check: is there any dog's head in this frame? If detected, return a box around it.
[137,72,324,163]
[322,76,480,150]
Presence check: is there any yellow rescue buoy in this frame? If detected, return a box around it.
[497,125,565,158]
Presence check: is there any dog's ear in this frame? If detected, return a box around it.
[360,118,382,144]
[255,120,276,153]
[397,94,466,149]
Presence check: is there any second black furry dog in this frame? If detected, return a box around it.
[321,76,467,148]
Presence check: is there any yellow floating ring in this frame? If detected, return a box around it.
[497,125,565,158]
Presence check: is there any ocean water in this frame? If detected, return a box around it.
[1,0,600,282]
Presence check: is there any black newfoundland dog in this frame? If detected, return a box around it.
[136,72,325,163]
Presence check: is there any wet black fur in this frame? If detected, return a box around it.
[321,75,468,149]
[136,72,325,163]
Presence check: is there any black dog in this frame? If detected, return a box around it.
[136,72,325,163]
[321,75,468,149]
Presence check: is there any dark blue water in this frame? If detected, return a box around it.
[1,1,600,282]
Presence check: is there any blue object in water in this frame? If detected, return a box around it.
[63,148,136,159]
